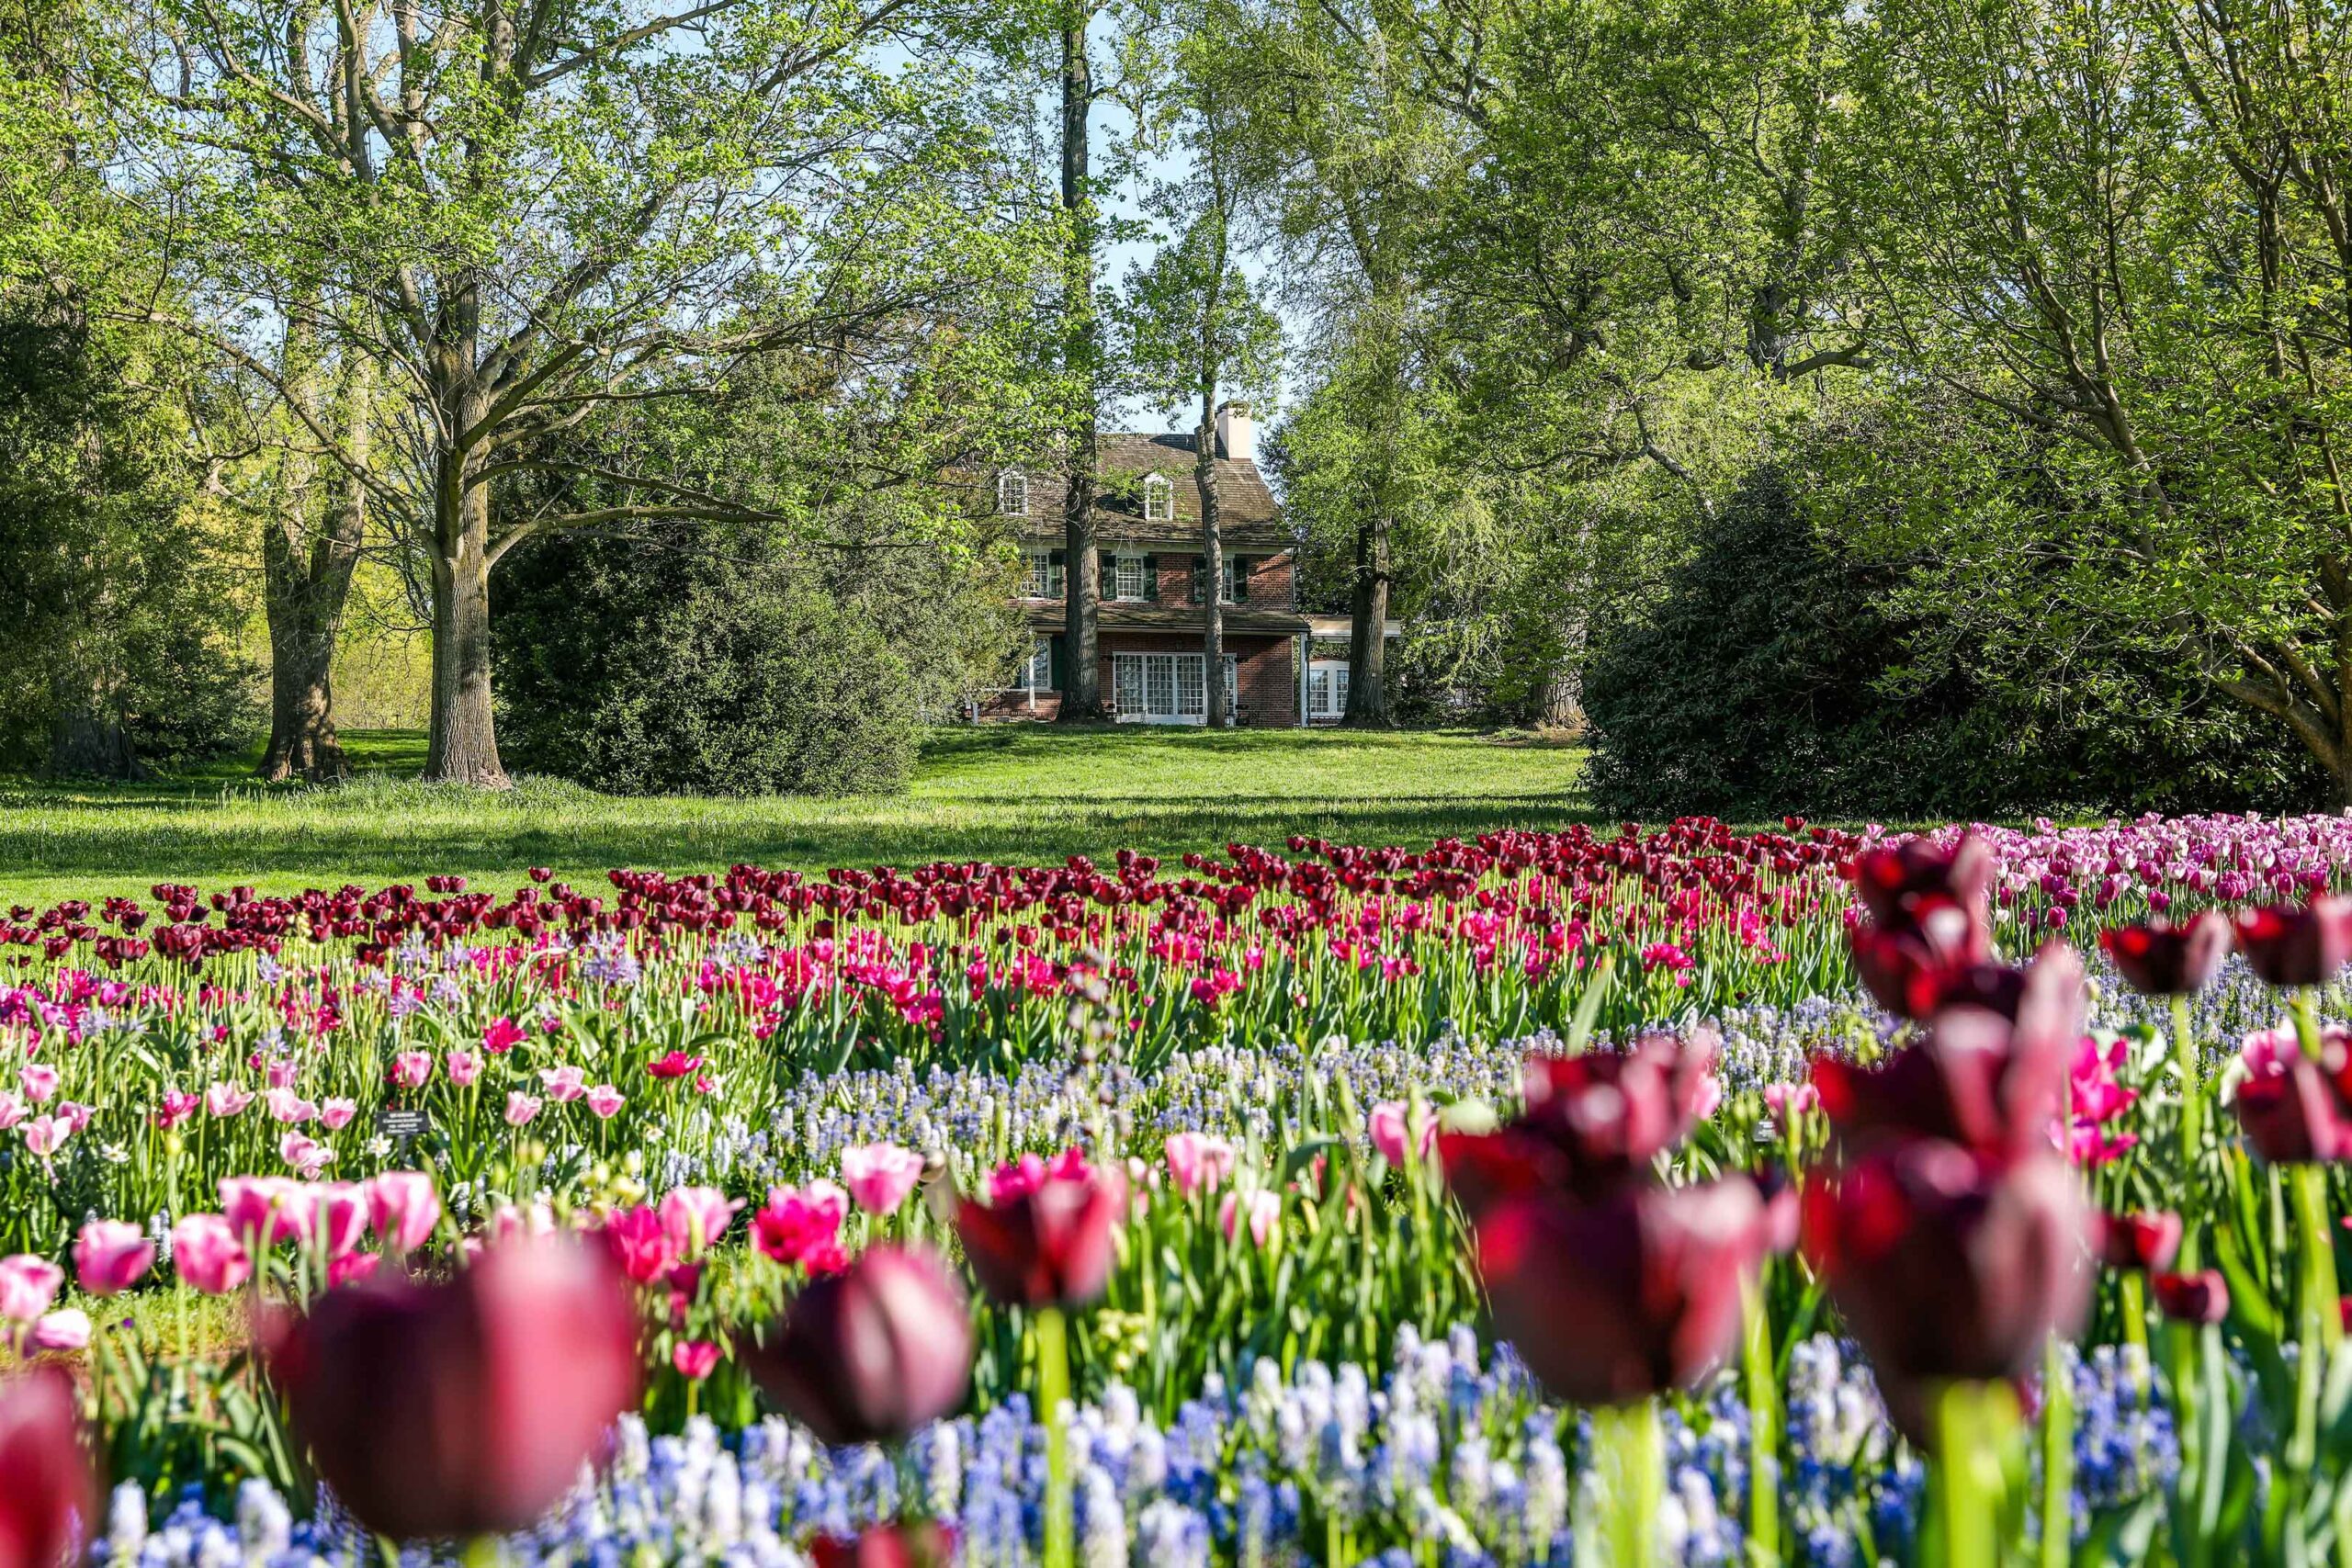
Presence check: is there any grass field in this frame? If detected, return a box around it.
[0,726,1589,906]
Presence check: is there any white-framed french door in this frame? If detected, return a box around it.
[1113,652,1239,724]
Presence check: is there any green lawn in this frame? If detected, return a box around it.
[0,727,1589,907]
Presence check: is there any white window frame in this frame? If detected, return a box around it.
[998,470,1028,516]
[1142,473,1174,523]
[1111,553,1149,602]
[1020,547,1062,600]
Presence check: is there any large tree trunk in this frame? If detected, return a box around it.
[1056,15,1106,722]
[1343,516,1393,726]
[258,360,370,783]
[1199,393,1227,729]
[422,417,510,787]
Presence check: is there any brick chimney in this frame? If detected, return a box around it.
[1216,401,1255,462]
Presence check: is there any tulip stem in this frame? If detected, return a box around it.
[1037,1304,1073,1568]
[1590,1398,1662,1568]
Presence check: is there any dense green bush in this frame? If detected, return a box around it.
[1584,452,2327,819]
[493,528,918,797]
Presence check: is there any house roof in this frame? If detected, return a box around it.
[1006,434,1289,546]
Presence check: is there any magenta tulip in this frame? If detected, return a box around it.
[745,1244,973,1444]
[266,1239,640,1540]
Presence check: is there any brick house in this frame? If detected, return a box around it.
[980,405,1354,727]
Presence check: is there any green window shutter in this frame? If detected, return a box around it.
[1144,554,1159,601]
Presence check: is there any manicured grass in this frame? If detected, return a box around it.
[0,726,1589,906]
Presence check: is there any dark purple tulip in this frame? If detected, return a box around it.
[2097,1210,2182,1272]
[2153,1269,2229,1325]
[1811,942,2084,1157]
[266,1240,641,1540]
[1803,1145,2091,1396]
[1474,1179,1770,1405]
[1852,835,1994,933]
[956,1169,1123,1308]
[0,1368,93,1568]
[744,1245,972,1445]
[2234,897,2352,987]
[2099,913,2232,996]
[2235,1048,2352,1163]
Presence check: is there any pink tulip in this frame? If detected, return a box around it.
[320,1099,358,1130]
[659,1187,743,1258]
[0,1255,65,1323]
[18,1064,58,1102]
[21,1116,72,1159]
[390,1052,433,1089]
[74,1221,154,1296]
[205,1084,254,1118]
[30,1309,89,1352]
[840,1143,925,1214]
[368,1173,443,1257]
[540,1066,587,1103]
[1368,1100,1433,1168]
[221,1175,311,1247]
[446,1051,481,1088]
[1219,1188,1282,1248]
[672,1340,722,1381]
[503,1092,543,1127]
[585,1084,624,1119]
[169,1213,253,1294]
[1164,1133,1238,1196]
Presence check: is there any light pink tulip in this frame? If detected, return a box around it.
[169,1213,252,1294]
[659,1186,743,1257]
[840,1143,925,1214]
[1219,1188,1283,1248]
[368,1172,443,1256]
[0,1254,65,1322]
[74,1220,154,1296]
[30,1308,90,1351]
[1164,1133,1238,1196]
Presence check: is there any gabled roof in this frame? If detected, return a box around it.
[1003,434,1287,544]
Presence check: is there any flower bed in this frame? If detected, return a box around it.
[6,816,2352,1566]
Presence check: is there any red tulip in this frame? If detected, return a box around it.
[266,1240,640,1540]
[955,1159,1122,1308]
[744,1245,972,1445]
[2100,914,2232,996]
[1803,1144,2091,1397]
[2097,1210,2182,1272]
[2234,897,2352,987]
[1812,942,2084,1157]
[811,1523,957,1568]
[2153,1269,2229,1324]
[1474,1179,1770,1405]
[0,1368,93,1568]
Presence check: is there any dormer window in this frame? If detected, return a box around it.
[998,470,1028,516]
[1142,473,1173,523]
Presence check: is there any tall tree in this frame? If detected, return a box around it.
[1116,15,1283,728]
[122,0,1042,783]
